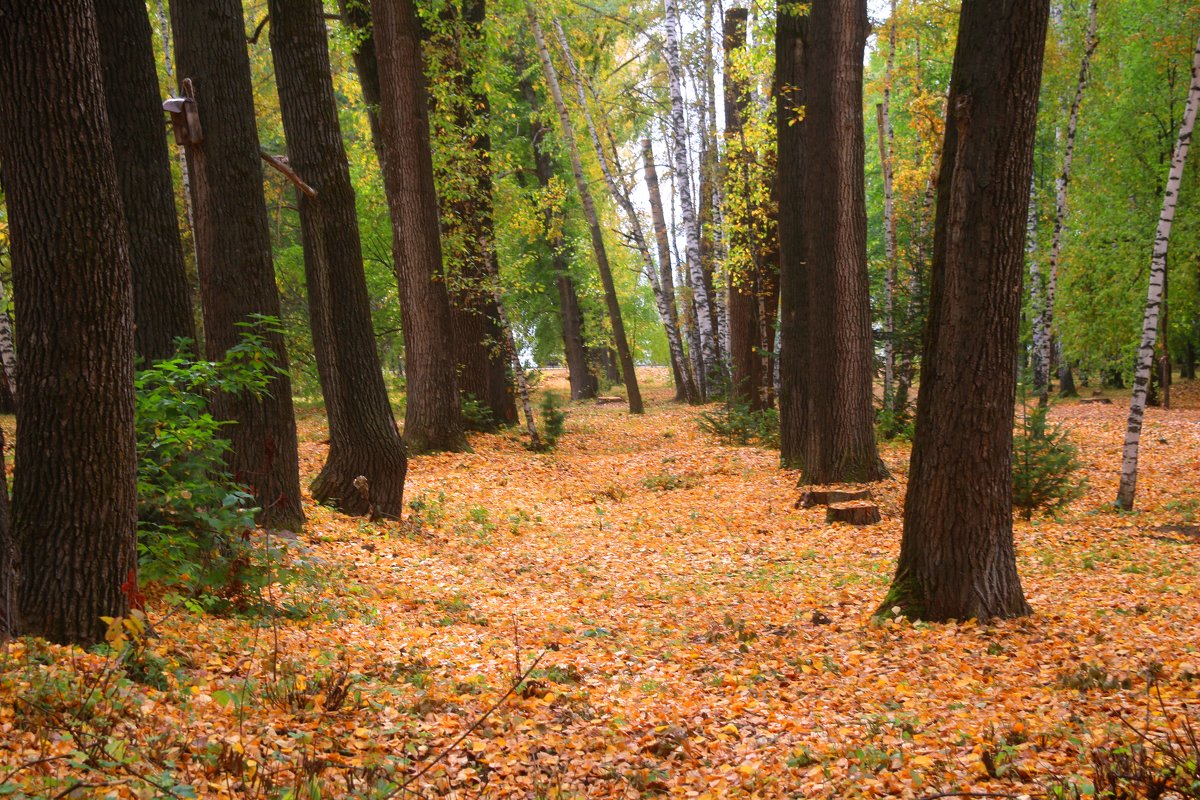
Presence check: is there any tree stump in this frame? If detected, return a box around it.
[796,488,872,509]
[1079,397,1111,405]
[826,502,881,525]
[596,395,624,405]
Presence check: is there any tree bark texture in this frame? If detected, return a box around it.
[1038,0,1099,407]
[172,0,304,529]
[776,2,808,468]
[525,2,643,414]
[95,0,196,364]
[0,0,139,646]
[663,0,720,395]
[792,0,887,484]
[269,0,408,519]
[336,0,386,167]
[436,0,516,427]
[1116,34,1200,510]
[372,0,469,453]
[886,0,1050,622]
[519,74,599,401]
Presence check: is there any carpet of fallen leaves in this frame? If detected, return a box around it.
[2,369,1199,799]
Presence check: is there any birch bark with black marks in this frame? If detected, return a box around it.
[552,19,696,406]
[663,0,719,394]
[0,278,17,400]
[1116,33,1200,510]
[1028,176,1047,391]
[493,290,539,449]
[525,3,643,414]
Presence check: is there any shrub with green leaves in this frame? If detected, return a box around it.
[460,393,498,432]
[1012,404,1086,519]
[135,325,296,612]
[698,401,779,448]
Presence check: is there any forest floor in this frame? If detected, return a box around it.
[2,369,1200,799]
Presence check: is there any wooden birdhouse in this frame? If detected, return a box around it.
[163,79,203,145]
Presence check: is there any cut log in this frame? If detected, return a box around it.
[826,502,881,525]
[1079,397,1112,405]
[596,395,625,405]
[796,488,872,509]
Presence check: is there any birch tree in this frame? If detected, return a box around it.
[663,0,720,394]
[1115,33,1200,511]
[878,0,898,409]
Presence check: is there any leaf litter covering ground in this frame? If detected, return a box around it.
[1,369,1199,799]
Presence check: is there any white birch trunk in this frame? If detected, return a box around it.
[551,19,697,404]
[1027,175,1047,393]
[0,277,17,400]
[663,0,719,391]
[493,289,539,449]
[1116,34,1200,510]
[878,0,898,406]
[1037,0,1098,404]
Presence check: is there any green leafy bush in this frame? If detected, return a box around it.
[1012,404,1086,519]
[698,402,779,448]
[136,325,298,612]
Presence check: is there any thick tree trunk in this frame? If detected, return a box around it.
[95,0,195,363]
[884,0,1049,622]
[372,0,468,453]
[552,19,696,407]
[439,0,517,427]
[518,74,598,401]
[776,2,808,468]
[336,0,386,167]
[0,0,138,646]
[1039,0,1099,407]
[793,0,887,484]
[724,8,761,410]
[525,3,643,414]
[172,0,304,529]
[1116,34,1200,510]
[269,0,407,519]
[663,0,720,394]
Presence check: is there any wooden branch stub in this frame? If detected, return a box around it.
[826,502,881,525]
[259,150,317,199]
[796,488,872,509]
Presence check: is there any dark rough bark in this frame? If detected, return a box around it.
[724,9,762,410]
[95,0,195,363]
[437,0,516,426]
[776,3,807,468]
[172,0,304,529]
[883,0,1048,623]
[335,0,385,166]
[797,0,886,484]
[518,73,598,401]
[373,0,467,453]
[0,0,138,645]
[269,0,407,519]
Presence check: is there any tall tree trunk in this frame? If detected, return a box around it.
[524,3,643,414]
[883,0,1049,622]
[1028,175,1048,394]
[878,0,898,408]
[518,74,598,401]
[1116,34,1200,510]
[776,1,808,467]
[552,19,696,406]
[493,290,540,449]
[269,0,408,519]
[724,8,761,410]
[172,0,304,529]
[794,0,887,484]
[0,0,138,646]
[664,0,720,394]
[96,0,195,363]
[1038,0,1099,406]
[438,0,516,427]
[154,0,197,257]
[336,0,386,167]
[644,139,696,403]
[372,0,468,453]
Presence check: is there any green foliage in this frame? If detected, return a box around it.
[460,393,498,433]
[1012,404,1086,519]
[876,407,915,442]
[697,402,779,448]
[534,391,567,451]
[135,326,300,613]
